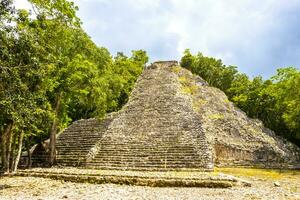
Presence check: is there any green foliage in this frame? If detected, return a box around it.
[104,50,147,112]
[180,50,300,146]
[0,0,148,167]
[28,0,80,27]
[181,49,238,92]
[269,68,300,140]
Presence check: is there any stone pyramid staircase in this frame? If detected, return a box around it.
[56,117,113,166]
[83,61,213,170]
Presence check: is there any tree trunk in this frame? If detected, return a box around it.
[9,133,17,172]
[49,92,62,166]
[1,122,13,171]
[6,123,14,173]
[1,129,7,170]
[49,118,57,165]
[13,131,24,172]
[27,137,32,169]
[27,147,32,169]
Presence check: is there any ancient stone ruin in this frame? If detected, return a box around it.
[56,61,300,170]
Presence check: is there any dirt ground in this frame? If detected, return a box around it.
[0,168,299,200]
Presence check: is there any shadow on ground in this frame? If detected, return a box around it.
[0,184,12,190]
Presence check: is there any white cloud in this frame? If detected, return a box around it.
[14,0,300,77]
[14,0,32,10]
[127,0,160,10]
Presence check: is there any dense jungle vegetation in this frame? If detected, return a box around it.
[0,0,299,173]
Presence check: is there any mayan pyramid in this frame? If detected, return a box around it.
[56,61,300,170]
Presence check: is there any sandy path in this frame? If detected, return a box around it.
[0,176,299,200]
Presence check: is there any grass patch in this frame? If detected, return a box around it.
[208,113,224,120]
[178,74,199,95]
[215,167,300,180]
[179,76,189,85]
[182,85,198,95]
[192,99,207,111]
[171,66,182,74]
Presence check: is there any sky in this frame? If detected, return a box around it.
[15,0,300,78]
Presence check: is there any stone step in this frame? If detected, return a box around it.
[57,136,102,141]
[57,148,90,151]
[57,135,103,139]
[57,155,87,158]
[84,165,212,171]
[93,153,201,158]
[58,159,205,165]
[93,156,211,161]
[57,141,97,144]
[90,160,205,165]
[57,153,88,157]
[56,147,208,154]
[57,157,204,165]
[56,148,92,151]
[57,140,100,144]
[56,154,87,157]
[16,169,239,188]
[93,154,201,158]
[64,123,106,127]
[93,153,200,157]
[57,145,199,149]
[57,157,87,161]
[58,137,101,140]
[56,141,98,145]
[59,130,102,134]
[57,152,90,155]
[99,138,207,142]
[94,144,199,148]
[57,139,98,142]
[56,159,86,163]
[57,154,203,159]
[86,162,206,169]
[59,129,104,133]
[97,142,206,145]
[57,152,89,155]
[95,151,200,155]
[57,147,90,154]
[57,149,90,152]
[95,149,199,153]
[57,139,100,141]
[58,133,103,136]
[96,145,200,149]
[68,123,105,126]
[57,154,204,160]
[57,149,92,153]
[92,159,207,163]
[57,143,97,146]
[56,152,209,157]
[62,125,104,129]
